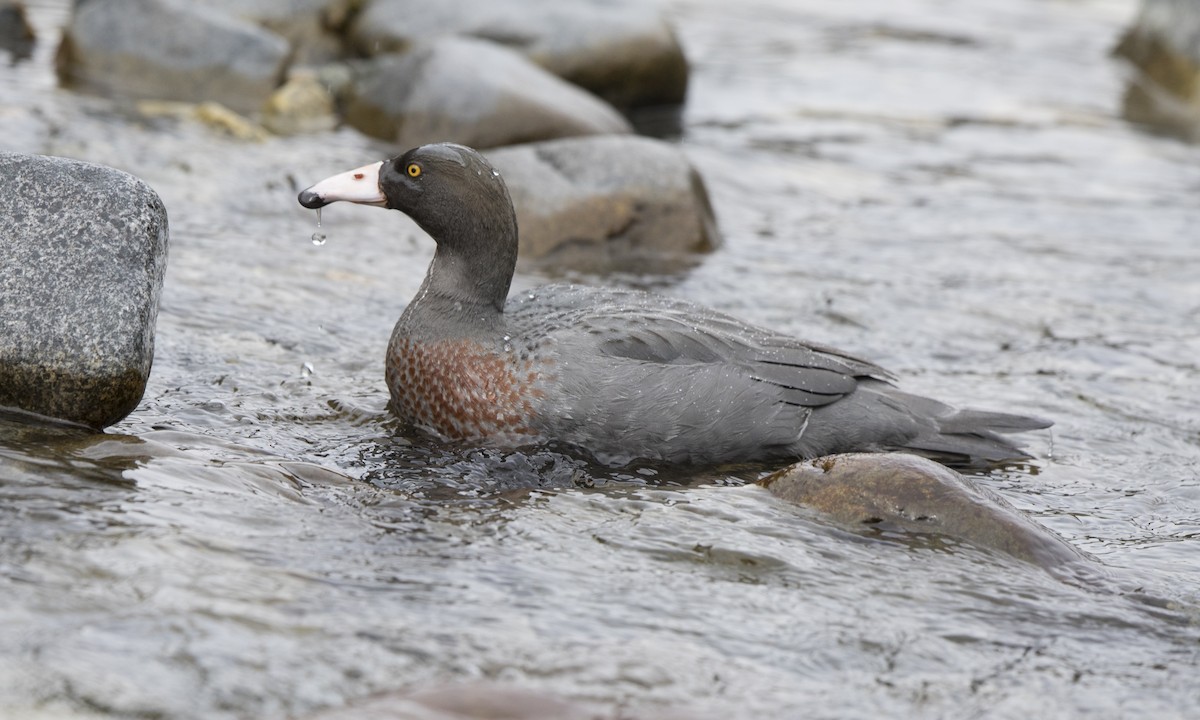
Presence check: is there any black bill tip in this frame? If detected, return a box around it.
[298,189,328,209]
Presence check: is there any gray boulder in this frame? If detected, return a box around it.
[343,37,632,149]
[0,153,169,429]
[1114,0,1200,139]
[486,136,719,272]
[348,0,688,109]
[57,0,290,115]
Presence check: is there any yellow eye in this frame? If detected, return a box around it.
[406,163,421,178]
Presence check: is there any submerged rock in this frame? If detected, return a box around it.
[300,681,715,720]
[348,0,688,110]
[302,683,593,720]
[486,135,719,273]
[57,0,290,115]
[761,453,1104,586]
[343,37,631,149]
[0,153,169,429]
[1114,0,1200,140]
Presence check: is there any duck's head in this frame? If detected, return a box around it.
[298,143,516,252]
[298,143,519,310]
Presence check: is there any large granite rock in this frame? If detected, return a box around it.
[343,37,632,149]
[56,0,290,115]
[0,153,169,429]
[1114,0,1200,140]
[348,0,688,109]
[761,453,1105,587]
[486,135,719,272]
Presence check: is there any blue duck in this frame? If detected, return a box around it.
[298,143,1049,466]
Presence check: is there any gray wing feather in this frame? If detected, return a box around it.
[505,284,1048,465]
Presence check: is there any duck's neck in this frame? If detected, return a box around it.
[400,242,515,338]
[396,173,519,339]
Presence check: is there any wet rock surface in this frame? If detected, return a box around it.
[487,135,719,271]
[348,0,689,110]
[0,152,168,429]
[57,0,290,115]
[342,37,632,149]
[1115,0,1200,139]
[761,453,1102,585]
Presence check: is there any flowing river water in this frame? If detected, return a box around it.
[2,0,1200,717]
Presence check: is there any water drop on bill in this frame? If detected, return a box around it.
[312,207,327,245]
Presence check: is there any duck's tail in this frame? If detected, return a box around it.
[881,389,1053,467]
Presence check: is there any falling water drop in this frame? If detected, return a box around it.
[311,207,327,245]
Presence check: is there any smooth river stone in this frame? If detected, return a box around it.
[57,0,290,115]
[342,36,631,149]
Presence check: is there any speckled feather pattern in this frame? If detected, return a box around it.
[385,336,551,442]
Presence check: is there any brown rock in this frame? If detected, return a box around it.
[761,453,1104,586]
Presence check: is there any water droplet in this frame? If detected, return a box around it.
[300,362,315,378]
[311,207,327,245]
